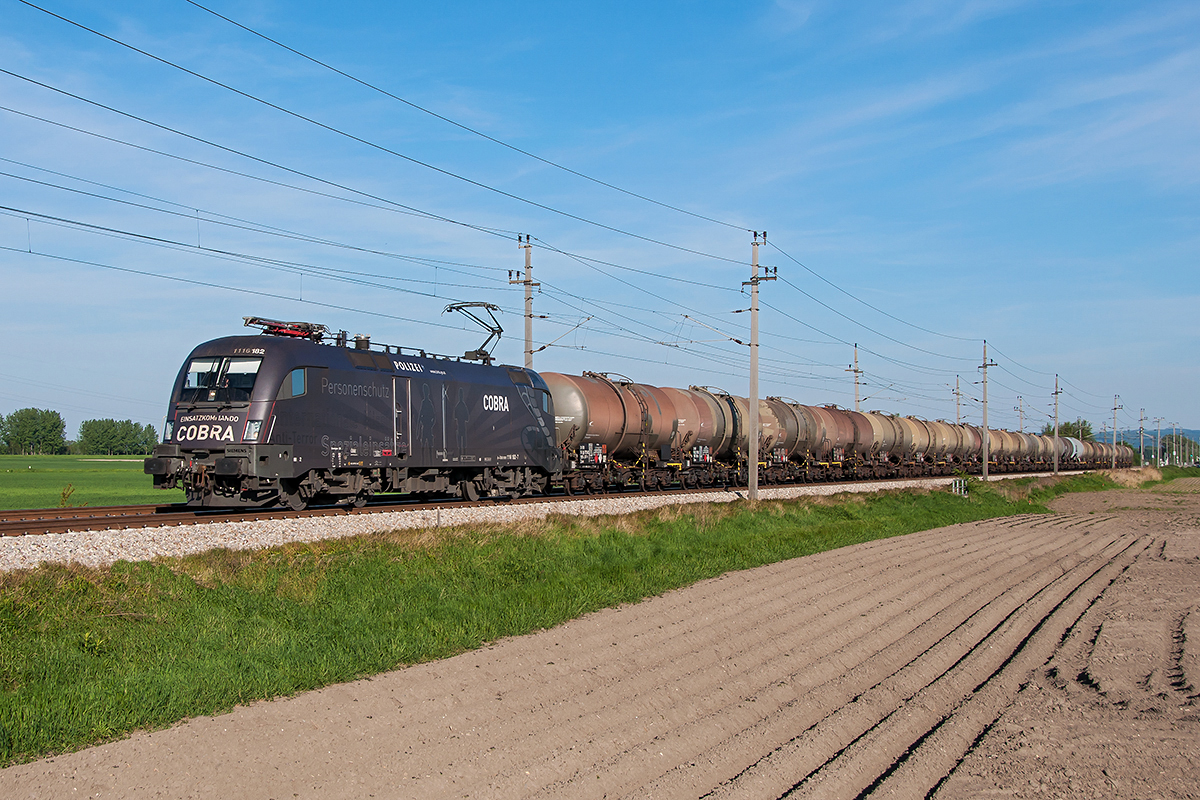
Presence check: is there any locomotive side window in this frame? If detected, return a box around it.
[277,368,306,400]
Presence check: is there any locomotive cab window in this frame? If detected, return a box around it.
[181,358,221,402]
[179,357,262,403]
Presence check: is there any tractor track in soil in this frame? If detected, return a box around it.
[2,480,1197,798]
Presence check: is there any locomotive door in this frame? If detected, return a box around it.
[392,377,410,458]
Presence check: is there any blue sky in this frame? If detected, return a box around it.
[1,0,1196,443]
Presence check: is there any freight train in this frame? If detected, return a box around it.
[145,318,1134,508]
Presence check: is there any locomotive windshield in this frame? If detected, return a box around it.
[179,356,263,403]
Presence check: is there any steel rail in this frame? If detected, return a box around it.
[0,472,1085,538]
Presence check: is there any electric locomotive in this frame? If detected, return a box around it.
[145,317,560,508]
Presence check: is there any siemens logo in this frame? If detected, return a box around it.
[482,394,510,412]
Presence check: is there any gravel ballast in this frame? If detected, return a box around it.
[0,474,1073,573]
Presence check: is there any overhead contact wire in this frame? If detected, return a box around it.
[17,1,747,265]
[183,0,748,233]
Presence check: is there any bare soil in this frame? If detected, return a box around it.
[3,480,1198,799]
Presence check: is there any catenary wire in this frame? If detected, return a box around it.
[0,243,480,332]
[183,0,749,233]
[0,71,525,239]
[0,98,746,293]
[0,206,508,300]
[767,239,978,342]
[0,164,512,281]
[777,274,975,362]
[17,1,749,266]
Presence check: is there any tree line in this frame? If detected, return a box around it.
[0,408,158,455]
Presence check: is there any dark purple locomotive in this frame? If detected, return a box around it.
[145,318,560,508]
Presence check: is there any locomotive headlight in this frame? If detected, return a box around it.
[244,420,263,441]
[164,421,175,441]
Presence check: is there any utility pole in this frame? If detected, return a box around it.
[846,345,863,412]
[953,375,962,424]
[1053,375,1062,475]
[1015,396,1025,433]
[1139,409,1146,467]
[1112,395,1122,469]
[980,341,997,482]
[745,232,775,501]
[509,235,540,369]
[1154,417,1164,467]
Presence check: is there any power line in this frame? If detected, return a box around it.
[0,102,748,294]
[758,298,959,377]
[16,1,748,265]
[0,72,525,239]
[777,274,975,362]
[767,239,978,343]
[0,243,479,332]
[0,205,506,300]
[0,103,520,236]
[183,0,748,233]
[0,162,511,280]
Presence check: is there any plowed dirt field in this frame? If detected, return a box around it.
[4,481,1198,799]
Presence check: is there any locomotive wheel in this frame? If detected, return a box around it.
[280,480,307,511]
[351,492,369,509]
[460,480,480,502]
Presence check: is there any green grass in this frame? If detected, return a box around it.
[1144,465,1200,487]
[0,455,183,510]
[0,471,1154,764]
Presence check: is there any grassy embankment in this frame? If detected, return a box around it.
[1,468,1191,765]
[0,455,183,510]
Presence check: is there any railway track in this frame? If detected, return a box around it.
[0,496,493,537]
[0,472,1082,537]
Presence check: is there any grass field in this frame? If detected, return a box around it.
[0,455,184,510]
[1,469,1167,765]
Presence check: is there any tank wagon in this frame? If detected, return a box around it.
[146,319,1134,508]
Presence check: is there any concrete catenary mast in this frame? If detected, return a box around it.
[745,232,775,501]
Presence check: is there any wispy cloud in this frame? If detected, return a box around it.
[865,0,1036,42]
